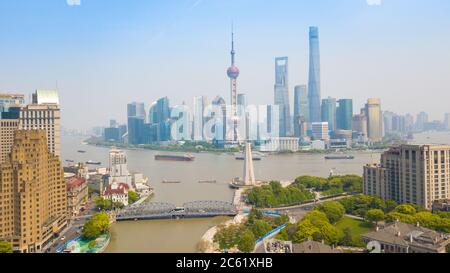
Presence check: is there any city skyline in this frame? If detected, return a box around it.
[1,0,450,130]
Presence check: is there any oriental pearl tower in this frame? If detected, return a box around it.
[227,27,240,142]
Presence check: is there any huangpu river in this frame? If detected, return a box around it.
[61,131,450,253]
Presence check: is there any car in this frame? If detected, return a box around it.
[60,236,66,241]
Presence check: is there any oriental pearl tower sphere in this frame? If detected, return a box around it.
[227,29,240,142]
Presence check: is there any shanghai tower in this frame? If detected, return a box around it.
[308,26,321,123]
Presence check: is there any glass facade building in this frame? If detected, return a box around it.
[321,97,336,132]
[293,85,309,137]
[274,57,292,137]
[365,98,383,142]
[336,99,353,131]
[308,26,322,123]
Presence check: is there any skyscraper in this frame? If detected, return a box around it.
[227,27,240,142]
[383,111,395,134]
[19,95,61,157]
[211,96,227,145]
[127,116,144,145]
[308,26,322,123]
[0,130,67,253]
[365,98,383,142]
[321,97,336,132]
[336,99,353,131]
[293,85,309,137]
[445,113,450,130]
[311,122,329,141]
[0,93,24,118]
[237,93,246,116]
[127,102,146,122]
[274,57,291,137]
[352,110,368,142]
[0,119,19,164]
[193,96,207,141]
[416,112,429,131]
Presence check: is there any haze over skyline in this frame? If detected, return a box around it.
[1,0,450,129]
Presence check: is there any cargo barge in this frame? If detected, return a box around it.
[324,155,355,160]
[155,154,195,162]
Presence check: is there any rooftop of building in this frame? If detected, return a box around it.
[103,182,129,196]
[362,221,450,251]
[66,177,86,190]
[292,240,343,254]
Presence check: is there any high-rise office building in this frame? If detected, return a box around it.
[293,85,309,137]
[0,119,19,163]
[110,119,118,128]
[32,90,59,105]
[19,102,61,157]
[274,57,292,137]
[0,93,25,118]
[445,113,450,130]
[104,127,120,142]
[127,116,144,145]
[311,122,329,141]
[416,112,429,131]
[364,144,450,209]
[308,26,322,123]
[392,115,406,134]
[321,97,336,132]
[237,93,247,116]
[211,96,227,145]
[0,130,67,253]
[365,98,383,142]
[336,99,353,131]
[127,102,146,122]
[352,110,368,142]
[0,91,60,160]
[383,111,395,134]
[405,114,415,132]
[193,96,207,141]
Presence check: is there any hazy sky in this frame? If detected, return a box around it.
[1,0,450,129]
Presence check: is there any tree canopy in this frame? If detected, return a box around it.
[295,175,362,196]
[238,230,256,253]
[314,201,345,224]
[128,191,140,205]
[247,181,315,208]
[365,209,385,224]
[0,241,13,253]
[82,212,110,239]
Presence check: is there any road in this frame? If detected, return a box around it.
[44,196,100,253]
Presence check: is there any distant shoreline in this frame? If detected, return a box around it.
[83,138,385,156]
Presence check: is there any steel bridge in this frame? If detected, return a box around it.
[116,200,238,221]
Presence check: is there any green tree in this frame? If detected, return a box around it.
[276,228,289,241]
[0,241,13,253]
[247,208,264,225]
[384,200,398,213]
[213,223,244,251]
[82,212,110,239]
[340,227,354,246]
[365,209,385,225]
[238,230,256,253]
[251,220,273,239]
[128,191,139,205]
[315,201,345,224]
[316,221,340,245]
[386,212,416,224]
[394,204,417,215]
[293,220,320,243]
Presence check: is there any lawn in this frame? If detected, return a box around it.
[335,216,374,247]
